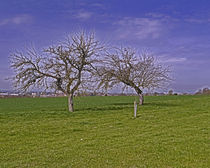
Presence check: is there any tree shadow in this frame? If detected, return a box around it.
[109,102,179,107]
[76,106,126,112]
[143,102,179,107]
[111,102,133,106]
[74,101,179,112]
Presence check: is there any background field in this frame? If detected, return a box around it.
[0,95,210,168]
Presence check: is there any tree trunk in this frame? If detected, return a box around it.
[68,94,74,112]
[138,93,144,105]
[134,86,144,105]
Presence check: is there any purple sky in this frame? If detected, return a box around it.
[0,0,210,93]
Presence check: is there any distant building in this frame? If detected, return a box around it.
[32,93,37,97]
[195,88,210,95]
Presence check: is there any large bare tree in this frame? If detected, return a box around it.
[10,32,103,112]
[97,47,171,105]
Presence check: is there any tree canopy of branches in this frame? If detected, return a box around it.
[10,32,103,112]
[97,48,171,105]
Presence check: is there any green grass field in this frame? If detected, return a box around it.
[0,95,210,168]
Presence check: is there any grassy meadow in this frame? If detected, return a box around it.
[0,95,210,167]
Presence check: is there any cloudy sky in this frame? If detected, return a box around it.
[0,0,210,93]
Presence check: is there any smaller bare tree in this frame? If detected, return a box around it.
[97,47,171,105]
[10,32,103,112]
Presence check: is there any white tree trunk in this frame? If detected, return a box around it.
[68,94,74,112]
[139,93,144,105]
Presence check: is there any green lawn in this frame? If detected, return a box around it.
[0,95,210,168]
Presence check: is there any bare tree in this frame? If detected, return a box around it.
[10,32,103,112]
[97,47,171,105]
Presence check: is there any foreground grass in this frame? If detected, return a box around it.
[0,95,210,168]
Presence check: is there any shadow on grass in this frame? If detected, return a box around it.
[111,103,133,106]
[109,102,179,107]
[143,102,179,107]
[32,102,180,114]
[76,105,126,112]
[43,101,180,114]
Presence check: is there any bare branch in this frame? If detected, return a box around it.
[10,31,105,111]
[96,47,171,104]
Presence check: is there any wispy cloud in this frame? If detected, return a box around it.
[114,17,164,40]
[146,13,170,20]
[184,18,204,23]
[90,3,106,9]
[159,56,187,63]
[184,17,210,24]
[0,14,32,26]
[146,12,210,25]
[146,12,180,22]
[74,10,93,20]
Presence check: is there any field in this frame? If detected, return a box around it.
[0,95,210,168]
